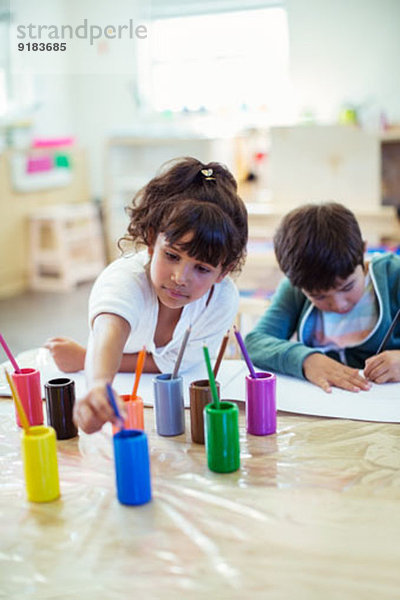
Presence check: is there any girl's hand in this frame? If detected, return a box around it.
[73,380,126,434]
[44,337,86,372]
[364,350,400,383]
[303,353,371,393]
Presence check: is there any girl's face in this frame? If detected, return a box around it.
[303,265,366,314]
[148,233,225,309]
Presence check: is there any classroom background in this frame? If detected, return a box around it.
[2,2,400,599]
[1,0,400,352]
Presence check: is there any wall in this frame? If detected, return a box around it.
[286,0,400,124]
[10,0,75,136]
[61,0,144,198]
[9,0,144,197]
[8,0,400,198]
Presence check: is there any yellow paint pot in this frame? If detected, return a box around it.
[21,425,60,503]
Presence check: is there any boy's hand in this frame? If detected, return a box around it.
[364,350,400,383]
[73,380,126,434]
[303,353,371,393]
[44,337,86,372]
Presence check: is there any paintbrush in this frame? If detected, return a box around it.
[5,368,30,432]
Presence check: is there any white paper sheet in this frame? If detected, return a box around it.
[2,348,400,423]
[223,370,400,423]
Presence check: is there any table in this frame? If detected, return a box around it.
[1,373,400,599]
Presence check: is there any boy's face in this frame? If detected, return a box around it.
[303,265,366,314]
[148,233,225,309]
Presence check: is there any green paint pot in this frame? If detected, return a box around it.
[204,401,240,473]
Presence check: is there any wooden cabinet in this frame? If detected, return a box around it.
[381,128,400,208]
[268,125,381,211]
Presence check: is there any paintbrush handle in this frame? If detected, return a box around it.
[0,334,20,373]
[233,326,257,378]
[106,383,123,426]
[5,368,30,431]
[172,327,191,379]
[203,345,220,407]
[213,331,229,378]
[376,308,400,354]
[132,347,146,399]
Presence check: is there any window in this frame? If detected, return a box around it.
[138,7,291,121]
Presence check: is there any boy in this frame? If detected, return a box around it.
[245,203,400,393]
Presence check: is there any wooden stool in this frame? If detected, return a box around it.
[29,203,106,291]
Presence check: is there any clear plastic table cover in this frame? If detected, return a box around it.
[2,390,400,600]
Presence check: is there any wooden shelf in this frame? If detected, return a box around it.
[29,202,106,292]
[0,148,91,297]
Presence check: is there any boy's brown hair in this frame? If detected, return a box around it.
[120,157,248,274]
[273,202,364,292]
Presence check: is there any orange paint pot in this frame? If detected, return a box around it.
[112,394,144,434]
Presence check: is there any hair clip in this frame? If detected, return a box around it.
[201,168,215,180]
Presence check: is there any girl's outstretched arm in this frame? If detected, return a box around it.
[74,313,129,433]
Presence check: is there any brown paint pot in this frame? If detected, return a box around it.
[189,379,220,444]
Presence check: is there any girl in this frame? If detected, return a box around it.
[46,157,248,433]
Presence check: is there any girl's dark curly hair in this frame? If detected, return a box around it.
[119,157,248,274]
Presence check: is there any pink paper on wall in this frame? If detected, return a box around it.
[26,155,53,173]
[33,137,75,148]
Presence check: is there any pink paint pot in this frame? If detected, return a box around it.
[12,368,43,427]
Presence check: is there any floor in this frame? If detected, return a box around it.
[0,282,91,356]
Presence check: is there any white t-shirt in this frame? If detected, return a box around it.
[88,250,239,373]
